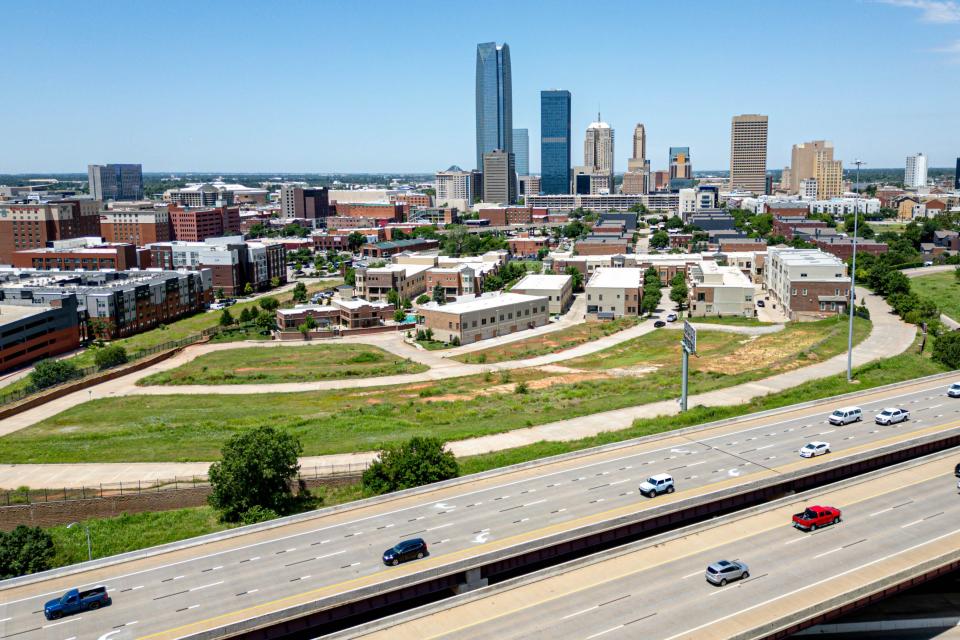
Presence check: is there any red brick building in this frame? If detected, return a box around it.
[276,299,395,330]
[0,199,102,264]
[390,193,432,208]
[765,202,810,217]
[0,295,82,373]
[333,202,404,222]
[12,242,143,271]
[811,237,888,260]
[509,234,550,257]
[100,208,171,246]
[772,216,830,240]
[169,205,241,242]
[479,206,534,226]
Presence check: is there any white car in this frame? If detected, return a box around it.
[666,312,678,322]
[799,441,831,458]
[948,383,960,399]
[875,407,910,425]
[639,473,675,497]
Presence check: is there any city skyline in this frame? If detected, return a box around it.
[1,0,959,173]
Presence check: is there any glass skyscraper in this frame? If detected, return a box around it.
[475,42,512,171]
[88,163,143,201]
[512,128,529,177]
[540,90,571,195]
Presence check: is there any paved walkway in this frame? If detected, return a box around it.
[0,288,915,488]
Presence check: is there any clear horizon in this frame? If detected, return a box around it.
[2,0,958,174]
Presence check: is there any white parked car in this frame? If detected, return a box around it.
[799,441,831,458]
[875,407,909,425]
[666,312,678,322]
[948,383,960,399]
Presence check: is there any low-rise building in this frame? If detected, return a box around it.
[764,247,850,320]
[165,181,268,206]
[275,298,395,331]
[354,263,429,302]
[584,267,643,318]
[417,291,549,345]
[12,238,145,271]
[718,237,767,253]
[511,274,573,314]
[508,233,550,257]
[0,198,103,264]
[333,201,404,222]
[361,238,440,259]
[0,295,81,372]
[688,262,755,318]
[810,236,889,260]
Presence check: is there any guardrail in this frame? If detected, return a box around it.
[0,463,370,506]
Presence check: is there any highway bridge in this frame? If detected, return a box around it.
[0,372,958,640]
[341,450,960,640]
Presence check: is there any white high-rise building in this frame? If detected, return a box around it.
[434,166,473,204]
[905,153,928,189]
[584,116,614,194]
[799,178,818,199]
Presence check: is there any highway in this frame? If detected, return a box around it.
[345,452,960,640]
[0,374,958,640]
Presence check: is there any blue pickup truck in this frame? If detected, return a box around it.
[44,586,111,620]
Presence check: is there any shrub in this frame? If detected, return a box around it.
[933,331,960,369]
[515,380,529,394]
[416,294,430,305]
[219,308,234,327]
[259,297,279,312]
[0,525,55,579]
[239,505,279,526]
[29,359,80,390]
[361,437,459,495]
[94,345,128,370]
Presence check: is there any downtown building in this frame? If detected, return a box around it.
[728,114,768,194]
[280,185,330,222]
[0,198,102,264]
[669,147,693,190]
[476,42,513,170]
[87,164,143,201]
[540,89,572,195]
[622,123,650,194]
[905,153,928,189]
[169,205,241,241]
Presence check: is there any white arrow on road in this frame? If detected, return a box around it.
[473,529,491,543]
[434,502,456,510]
[728,469,741,477]
[98,622,137,640]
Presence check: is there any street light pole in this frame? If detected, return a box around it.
[67,522,92,562]
[847,160,866,382]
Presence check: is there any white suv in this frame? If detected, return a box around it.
[828,407,862,425]
[948,383,960,398]
[639,473,675,497]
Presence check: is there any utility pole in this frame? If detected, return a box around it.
[847,160,865,382]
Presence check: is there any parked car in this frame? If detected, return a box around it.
[792,505,841,531]
[705,560,749,586]
[666,312,678,322]
[210,302,227,310]
[875,407,909,425]
[923,260,934,267]
[954,462,960,478]
[639,473,674,497]
[382,538,428,566]
[756,300,765,308]
[828,406,862,426]
[44,587,111,620]
[948,383,960,398]
[799,441,831,458]
[653,320,667,328]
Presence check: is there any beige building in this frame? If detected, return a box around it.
[511,273,573,314]
[814,152,843,199]
[728,114,768,194]
[688,262,755,317]
[353,263,429,302]
[786,141,837,196]
[482,150,516,205]
[764,247,849,321]
[584,267,643,318]
[584,120,614,174]
[417,292,549,345]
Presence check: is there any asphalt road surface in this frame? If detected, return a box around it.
[0,376,958,640]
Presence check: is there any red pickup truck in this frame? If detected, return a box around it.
[792,505,841,531]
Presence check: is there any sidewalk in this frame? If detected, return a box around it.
[0,288,915,488]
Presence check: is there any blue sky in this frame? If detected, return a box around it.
[2,0,958,174]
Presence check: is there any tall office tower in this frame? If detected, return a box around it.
[87,164,143,201]
[280,185,329,221]
[781,166,792,191]
[540,89,572,194]
[905,153,928,189]
[623,123,650,194]
[475,42,513,171]
[789,141,833,194]
[512,128,529,177]
[955,158,960,190]
[669,147,693,189]
[434,166,473,204]
[584,116,614,173]
[631,123,646,163]
[814,151,843,199]
[482,150,516,205]
[728,114,769,194]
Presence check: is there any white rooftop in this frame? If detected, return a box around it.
[365,263,431,277]
[587,267,643,289]
[769,247,846,267]
[512,274,572,291]
[422,291,545,315]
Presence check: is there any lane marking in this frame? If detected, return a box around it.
[561,605,597,620]
[43,617,80,629]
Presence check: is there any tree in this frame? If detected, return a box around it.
[292,281,308,303]
[87,317,113,341]
[0,525,55,579]
[297,315,317,339]
[402,297,412,310]
[879,271,911,297]
[361,436,459,495]
[239,307,254,323]
[255,311,276,332]
[344,268,356,286]
[640,288,660,316]
[259,296,279,312]
[565,265,584,292]
[243,282,254,296]
[650,230,669,249]
[386,288,400,306]
[416,294,430,305]
[670,275,689,310]
[94,345,128,370]
[665,215,684,229]
[432,283,446,305]
[208,426,306,523]
[932,331,960,369]
[347,232,366,253]
[219,308,235,327]
[270,276,281,288]
[29,358,80,390]
[482,274,504,291]
[215,288,225,300]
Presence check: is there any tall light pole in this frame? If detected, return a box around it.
[847,160,865,382]
[67,522,92,562]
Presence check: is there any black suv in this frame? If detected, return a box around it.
[382,538,428,566]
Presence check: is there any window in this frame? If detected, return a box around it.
[802,288,808,296]
[791,288,797,296]
[599,294,603,301]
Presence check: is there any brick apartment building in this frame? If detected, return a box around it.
[390,193,432,209]
[0,295,81,372]
[509,233,550,257]
[100,207,171,245]
[333,202,404,222]
[0,267,213,341]
[765,202,810,217]
[424,264,479,298]
[149,237,286,296]
[12,239,145,271]
[764,247,850,320]
[169,205,241,242]
[772,216,830,240]
[354,263,429,301]
[717,238,768,253]
[811,236,889,260]
[0,198,102,264]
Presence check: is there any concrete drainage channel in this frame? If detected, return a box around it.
[192,427,960,640]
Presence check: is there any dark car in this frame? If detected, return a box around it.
[955,463,960,478]
[382,538,428,566]
[757,300,765,308]
[654,320,667,328]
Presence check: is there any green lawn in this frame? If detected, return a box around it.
[0,316,871,464]
[453,317,642,364]
[911,271,960,322]
[687,316,776,327]
[138,344,427,386]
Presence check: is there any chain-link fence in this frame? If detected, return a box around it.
[1,462,370,506]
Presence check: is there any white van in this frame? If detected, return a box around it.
[828,406,862,426]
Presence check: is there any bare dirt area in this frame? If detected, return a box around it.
[696,332,822,375]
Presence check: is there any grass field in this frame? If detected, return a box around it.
[686,316,776,327]
[453,317,642,364]
[138,344,427,386]
[911,271,960,322]
[0,316,871,464]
